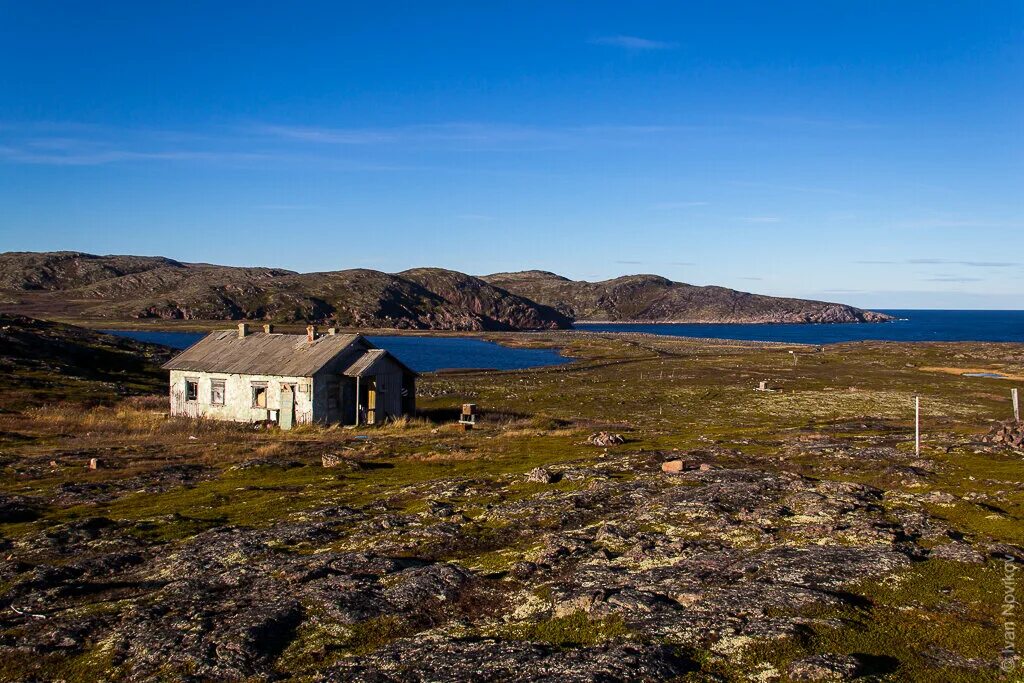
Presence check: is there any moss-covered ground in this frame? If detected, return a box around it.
[1,329,1022,680]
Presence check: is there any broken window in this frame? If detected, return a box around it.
[251,382,268,408]
[210,379,226,406]
[185,379,199,402]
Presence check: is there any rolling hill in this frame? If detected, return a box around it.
[481,270,892,324]
[0,251,891,329]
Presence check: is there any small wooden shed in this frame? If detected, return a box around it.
[163,324,416,428]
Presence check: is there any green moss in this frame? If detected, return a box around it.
[0,646,125,683]
[344,615,414,654]
[709,559,1006,682]
[273,614,414,678]
[502,611,630,647]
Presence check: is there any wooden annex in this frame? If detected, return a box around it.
[163,324,416,428]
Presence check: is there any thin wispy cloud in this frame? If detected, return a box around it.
[732,115,880,131]
[0,144,266,166]
[891,217,1023,230]
[924,276,984,282]
[613,260,694,266]
[739,216,782,224]
[728,180,851,196]
[251,121,710,152]
[652,201,708,210]
[252,124,394,145]
[0,119,722,166]
[590,35,677,50]
[857,258,1020,268]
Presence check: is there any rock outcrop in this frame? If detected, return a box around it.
[482,270,892,324]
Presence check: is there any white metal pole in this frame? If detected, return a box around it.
[915,396,920,456]
[355,376,361,426]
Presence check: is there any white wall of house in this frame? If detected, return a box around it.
[169,370,315,424]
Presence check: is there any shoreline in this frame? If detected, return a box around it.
[573,318,894,325]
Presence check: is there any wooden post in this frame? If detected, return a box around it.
[915,396,920,456]
[1013,388,1020,422]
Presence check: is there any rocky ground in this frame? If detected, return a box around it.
[0,326,1022,681]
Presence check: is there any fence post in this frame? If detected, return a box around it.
[915,396,921,457]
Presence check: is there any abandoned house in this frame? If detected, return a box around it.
[163,324,417,428]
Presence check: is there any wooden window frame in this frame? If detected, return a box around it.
[185,378,199,402]
[251,382,268,408]
[210,379,226,406]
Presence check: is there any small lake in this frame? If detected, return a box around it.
[102,330,571,373]
[575,310,1024,344]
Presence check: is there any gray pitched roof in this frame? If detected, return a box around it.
[343,348,418,378]
[162,331,363,376]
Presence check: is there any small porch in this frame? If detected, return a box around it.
[341,349,417,426]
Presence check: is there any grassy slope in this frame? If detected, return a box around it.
[0,314,170,411]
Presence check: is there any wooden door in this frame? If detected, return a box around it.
[279,385,295,430]
[365,378,377,425]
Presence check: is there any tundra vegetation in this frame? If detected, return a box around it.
[0,314,1021,681]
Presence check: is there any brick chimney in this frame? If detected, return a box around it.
[306,325,316,343]
[263,324,275,334]
[238,323,249,339]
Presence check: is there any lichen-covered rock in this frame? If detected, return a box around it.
[0,444,1002,680]
[316,640,697,682]
[787,653,862,681]
[587,432,625,446]
[525,467,559,484]
[322,453,361,469]
[983,420,1024,448]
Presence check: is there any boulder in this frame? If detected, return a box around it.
[525,467,560,484]
[661,460,684,473]
[982,420,1024,448]
[321,453,360,470]
[587,432,625,447]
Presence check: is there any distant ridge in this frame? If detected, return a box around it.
[481,271,892,324]
[0,252,570,330]
[0,251,891,329]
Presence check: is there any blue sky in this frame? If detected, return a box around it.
[1,2,1021,308]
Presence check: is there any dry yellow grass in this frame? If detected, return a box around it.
[404,450,481,463]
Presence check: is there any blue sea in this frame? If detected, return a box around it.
[102,331,571,373]
[105,310,1023,374]
[575,310,1024,344]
